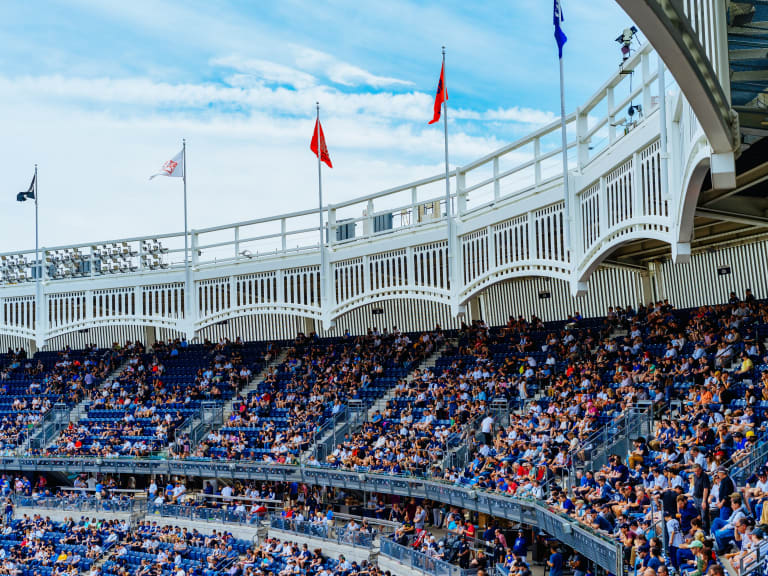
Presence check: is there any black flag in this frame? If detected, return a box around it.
[17,174,35,202]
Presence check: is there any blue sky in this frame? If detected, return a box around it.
[0,0,635,252]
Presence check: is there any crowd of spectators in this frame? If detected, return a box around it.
[0,514,127,576]
[7,289,768,576]
[192,329,437,462]
[0,345,125,453]
[230,535,391,576]
[429,292,768,576]
[104,522,249,576]
[39,338,266,458]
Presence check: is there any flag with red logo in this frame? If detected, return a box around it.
[310,119,333,168]
[428,62,447,125]
[149,149,184,179]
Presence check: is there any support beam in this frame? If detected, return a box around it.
[711,152,737,190]
[640,269,655,305]
[695,207,768,228]
[570,280,588,298]
[302,316,316,336]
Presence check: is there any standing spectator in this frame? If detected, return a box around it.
[547,545,564,576]
[692,463,710,529]
[665,509,682,570]
[3,498,11,525]
[480,414,494,446]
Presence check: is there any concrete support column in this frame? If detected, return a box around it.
[302,316,316,337]
[467,294,482,322]
[144,325,157,348]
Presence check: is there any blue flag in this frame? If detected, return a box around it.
[554,0,567,59]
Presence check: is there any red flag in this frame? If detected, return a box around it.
[310,118,333,168]
[428,62,448,125]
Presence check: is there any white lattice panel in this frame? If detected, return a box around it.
[283,267,320,308]
[580,182,601,254]
[413,242,449,291]
[606,159,634,230]
[234,272,279,307]
[1,296,35,332]
[533,203,568,263]
[142,284,184,319]
[494,215,530,268]
[461,229,489,287]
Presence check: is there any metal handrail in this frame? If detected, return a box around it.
[380,537,477,576]
[0,455,624,575]
[269,515,376,548]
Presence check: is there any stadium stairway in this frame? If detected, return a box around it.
[301,337,455,464]
[171,348,291,452]
[221,348,290,424]
[363,337,455,423]
[24,355,132,454]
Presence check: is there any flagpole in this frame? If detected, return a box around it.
[441,46,453,300]
[316,103,326,322]
[182,138,191,329]
[557,14,571,249]
[182,139,189,268]
[34,164,39,283]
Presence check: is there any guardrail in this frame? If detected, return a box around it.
[577,403,655,471]
[380,538,476,576]
[269,515,375,549]
[147,502,265,525]
[0,456,622,574]
[13,494,135,514]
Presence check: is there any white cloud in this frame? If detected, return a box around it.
[454,107,558,125]
[0,61,556,256]
[211,56,317,90]
[294,48,414,88]
[0,73,557,130]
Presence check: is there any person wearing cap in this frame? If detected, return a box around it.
[712,493,748,553]
[634,544,650,574]
[746,468,768,523]
[665,508,683,570]
[681,539,707,576]
[716,467,735,518]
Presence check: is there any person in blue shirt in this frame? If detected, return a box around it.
[512,530,527,557]
[646,546,663,572]
[595,505,614,533]
[547,545,564,576]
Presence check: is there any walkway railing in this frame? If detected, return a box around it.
[147,502,266,525]
[13,494,135,514]
[0,456,623,575]
[577,402,655,471]
[269,515,375,549]
[380,538,477,576]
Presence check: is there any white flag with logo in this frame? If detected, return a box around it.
[149,149,184,180]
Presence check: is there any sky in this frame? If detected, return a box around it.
[0,0,636,254]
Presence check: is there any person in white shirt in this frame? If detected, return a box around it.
[480,415,494,445]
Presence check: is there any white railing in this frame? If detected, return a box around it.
[0,44,661,282]
[0,42,705,344]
